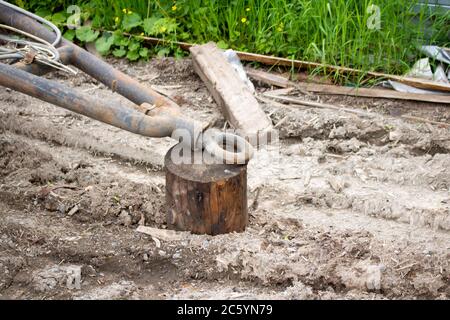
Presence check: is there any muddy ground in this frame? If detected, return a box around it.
[0,57,449,300]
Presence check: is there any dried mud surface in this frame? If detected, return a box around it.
[0,57,449,300]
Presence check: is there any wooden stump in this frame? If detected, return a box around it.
[165,145,248,235]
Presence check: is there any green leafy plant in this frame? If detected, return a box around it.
[95,33,115,55]
[143,17,177,35]
[122,12,142,31]
[75,25,99,42]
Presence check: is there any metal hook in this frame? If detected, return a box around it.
[201,129,254,164]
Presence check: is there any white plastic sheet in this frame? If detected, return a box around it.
[420,45,450,65]
[405,58,434,80]
[223,49,255,94]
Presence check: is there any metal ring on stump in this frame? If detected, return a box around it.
[165,131,252,235]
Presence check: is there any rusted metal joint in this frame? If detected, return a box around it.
[0,3,254,164]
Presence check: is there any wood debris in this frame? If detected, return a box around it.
[248,67,449,104]
[136,226,188,242]
[130,33,450,92]
[67,205,79,216]
[263,92,450,128]
[296,81,450,105]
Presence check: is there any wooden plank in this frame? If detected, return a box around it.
[247,67,450,104]
[236,52,450,93]
[131,34,450,92]
[190,42,273,145]
[299,82,450,104]
[263,92,450,128]
[245,67,292,88]
[263,92,376,118]
[245,67,310,95]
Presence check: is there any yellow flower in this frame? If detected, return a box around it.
[241,17,247,23]
[122,8,127,13]
[114,16,119,24]
[172,5,177,11]
[276,22,284,32]
[140,32,144,36]
[128,10,133,15]
[246,7,250,12]
[159,26,167,33]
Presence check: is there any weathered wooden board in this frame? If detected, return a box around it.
[299,82,450,104]
[246,67,450,104]
[190,42,273,145]
[237,51,450,93]
[137,36,450,93]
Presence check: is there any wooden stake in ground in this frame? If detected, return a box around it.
[190,42,273,145]
[165,145,248,235]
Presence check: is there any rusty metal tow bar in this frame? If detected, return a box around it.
[0,1,253,235]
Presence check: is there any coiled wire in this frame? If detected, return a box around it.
[0,0,76,74]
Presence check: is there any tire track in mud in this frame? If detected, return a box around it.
[0,60,449,299]
[0,132,167,227]
[267,105,450,155]
[251,102,450,233]
[0,127,448,299]
[0,113,168,172]
[2,196,448,299]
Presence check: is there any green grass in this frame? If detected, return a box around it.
[12,0,450,81]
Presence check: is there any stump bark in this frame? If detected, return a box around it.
[165,145,248,235]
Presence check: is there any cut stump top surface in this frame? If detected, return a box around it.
[164,149,246,183]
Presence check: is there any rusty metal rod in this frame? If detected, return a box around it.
[0,3,254,163]
[0,62,253,162]
[0,3,178,111]
[0,61,178,137]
